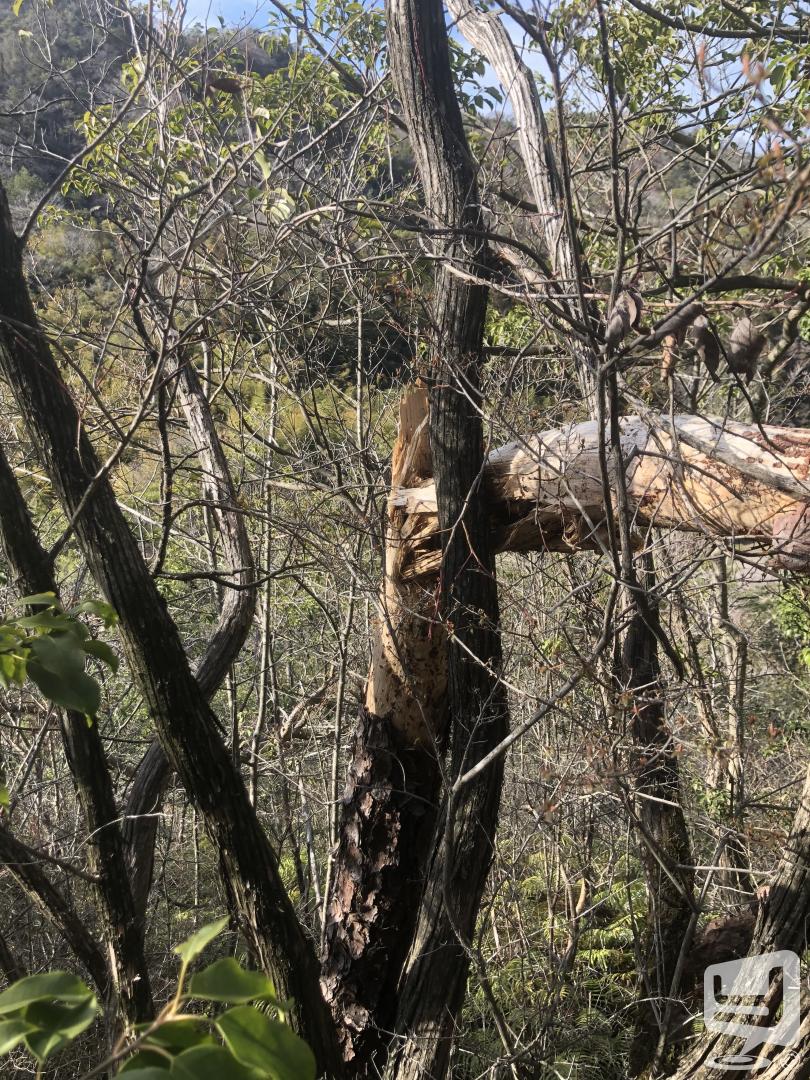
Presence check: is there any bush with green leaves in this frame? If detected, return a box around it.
[0,917,315,1079]
[0,592,118,717]
[0,592,120,808]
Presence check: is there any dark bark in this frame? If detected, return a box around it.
[624,603,695,1078]
[0,180,341,1076]
[122,355,257,920]
[0,443,154,1024]
[0,822,108,994]
[383,3,509,1076]
[320,709,441,1073]
[321,387,449,1073]
[0,925,25,984]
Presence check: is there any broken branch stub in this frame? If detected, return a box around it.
[727,316,766,383]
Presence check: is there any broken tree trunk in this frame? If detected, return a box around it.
[320,386,449,1071]
[382,1,510,1076]
[392,415,810,577]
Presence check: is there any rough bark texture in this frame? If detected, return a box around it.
[321,387,448,1072]
[122,354,257,920]
[384,3,509,1077]
[0,180,342,1076]
[0,443,154,1024]
[393,415,810,578]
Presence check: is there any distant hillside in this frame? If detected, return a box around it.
[0,0,130,182]
[0,2,286,186]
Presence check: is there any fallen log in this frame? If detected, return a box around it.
[391,415,810,579]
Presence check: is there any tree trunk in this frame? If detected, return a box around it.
[623,594,695,1077]
[122,353,257,921]
[392,415,810,576]
[445,0,599,403]
[383,3,509,1077]
[0,180,342,1076]
[0,822,109,996]
[321,387,449,1071]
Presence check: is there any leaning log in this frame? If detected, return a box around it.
[392,415,810,578]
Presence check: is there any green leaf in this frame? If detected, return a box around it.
[16,611,71,631]
[115,1070,171,1079]
[173,916,229,964]
[119,1050,172,1072]
[20,592,59,608]
[0,651,26,688]
[29,634,86,680]
[140,1018,213,1053]
[255,151,272,182]
[170,1045,260,1080]
[12,0,24,14]
[188,958,281,1004]
[0,972,94,1016]
[27,660,101,717]
[82,639,119,673]
[23,997,98,1062]
[74,600,118,627]
[0,783,8,808]
[0,1017,34,1053]
[216,1007,315,1080]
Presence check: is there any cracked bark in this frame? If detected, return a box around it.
[383,3,509,1077]
[321,387,448,1072]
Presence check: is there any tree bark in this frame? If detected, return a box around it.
[383,3,509,1077]
[0,179,342,1076]
[446,0,599,402]
[0,822,108,995]
[321,387,449,1072]
[622,596,695,1077]
[0,442,154,1025]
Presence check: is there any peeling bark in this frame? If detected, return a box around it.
[383,3,509,1077]
[321,387,448,1070]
